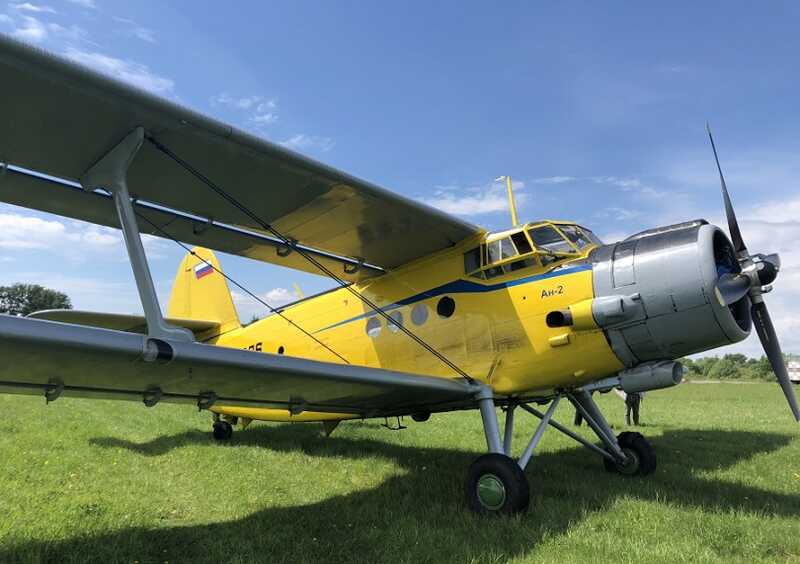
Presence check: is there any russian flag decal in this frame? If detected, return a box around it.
[194,262,214,279]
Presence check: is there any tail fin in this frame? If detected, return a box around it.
[167,247,241,336]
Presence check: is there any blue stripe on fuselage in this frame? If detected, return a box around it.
[314,263,592,334]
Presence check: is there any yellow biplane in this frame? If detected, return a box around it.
[0,36,795,515]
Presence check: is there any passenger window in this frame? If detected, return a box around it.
[510,231,533,254]
[388,311,403,333]
[366,317,381,337]
[463,247,481,273]
[437,296,455,318]
[411,303,429,325]
[528,226,574,254]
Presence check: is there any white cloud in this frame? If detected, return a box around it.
[212,93,278,126]
[265,287,294,305]
[232,287,295,322]
[421,179,526,217]
[47,22,87,41]
[0,207,169,261]
[10,3,56,13]
[0,14,12,23]
[596,206,641,221]
[279,134,334,153]
[131,27,155,43]
[532,176,576,184]
[65,0,95,8]
[63,47,174,94]
[11,15,48,42]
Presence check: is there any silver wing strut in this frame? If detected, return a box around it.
[80,127,192,343]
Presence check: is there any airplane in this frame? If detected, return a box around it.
[0,34,796,516]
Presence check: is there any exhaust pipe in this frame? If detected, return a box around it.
[619,361,684,393]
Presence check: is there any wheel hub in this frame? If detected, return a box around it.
[617,447,640,475]
[476,473,506,510]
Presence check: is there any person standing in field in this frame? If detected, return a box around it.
[625,391,643,426]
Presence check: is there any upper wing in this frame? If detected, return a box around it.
[0,36,479,278]
[0,315,475,417]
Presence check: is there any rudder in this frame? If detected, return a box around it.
[167,247,241,335]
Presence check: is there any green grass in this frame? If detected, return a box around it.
[1,383,799,563]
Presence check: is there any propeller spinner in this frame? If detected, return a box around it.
[707,124,800,421]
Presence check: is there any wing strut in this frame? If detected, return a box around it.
[81,127,192,343]
[146,135,477,385]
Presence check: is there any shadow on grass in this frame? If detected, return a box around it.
[7,425,799,563]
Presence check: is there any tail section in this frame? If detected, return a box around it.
[167,247,241,336]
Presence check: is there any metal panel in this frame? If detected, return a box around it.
[612,240,637,287]
[0,315,475,417]
[0,36,479,270]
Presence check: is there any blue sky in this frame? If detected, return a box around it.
[1,1,799,357]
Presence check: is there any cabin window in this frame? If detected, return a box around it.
[528,225,574,254]
[487,237,518,263]
[463,247,481,273]
[388,311,403,333]
[437,296,456,318]
[278,345,285,354]
[366,317,382,337]
[510,231,533,254]
[411,303,428,325]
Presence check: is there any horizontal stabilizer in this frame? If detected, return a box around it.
[28,310,219,337]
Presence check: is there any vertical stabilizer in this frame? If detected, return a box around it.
[167,247,241,336]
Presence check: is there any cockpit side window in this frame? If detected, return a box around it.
[463,247,481,273]
[487,237,518,263]
[559,225,593,249]
[510,231,533,254]
[528,226,574,254]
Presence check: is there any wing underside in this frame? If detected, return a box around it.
[0,36,480,278]
[0,315,475,417]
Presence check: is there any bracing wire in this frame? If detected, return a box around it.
[135,211,350,364]
[145,135,476,384]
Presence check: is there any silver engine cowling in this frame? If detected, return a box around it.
[588,220,751,367]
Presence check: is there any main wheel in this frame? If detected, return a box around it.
[465,453,530,515]
[212,420,233,442]
[603,431,656,476]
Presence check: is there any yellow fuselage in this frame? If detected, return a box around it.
[211,231,624,423]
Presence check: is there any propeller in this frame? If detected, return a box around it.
[706,123,800,422]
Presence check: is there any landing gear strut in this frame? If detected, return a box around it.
[467,386,657,515]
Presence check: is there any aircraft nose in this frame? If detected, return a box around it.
[586,220,751,367]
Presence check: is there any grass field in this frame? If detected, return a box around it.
[1,382,798,563]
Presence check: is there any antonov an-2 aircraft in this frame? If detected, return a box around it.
[0,36,796,515]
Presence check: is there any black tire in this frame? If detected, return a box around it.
[411,412,430,423]
[212,420,233,442]
[465,453,530,515]
[603,431,656,476]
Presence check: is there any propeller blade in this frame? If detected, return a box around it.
[751,300,800,422]
[715,272,751,306]
[706,123,747,255]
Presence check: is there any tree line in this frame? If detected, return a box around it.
[0,283,72,316]
[680,354,796,381]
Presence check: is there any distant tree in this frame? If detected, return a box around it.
[707,355,741,379]
[0,283,72,316]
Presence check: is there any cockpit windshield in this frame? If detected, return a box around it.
[528,225,574,253]
[559,225,602,249]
